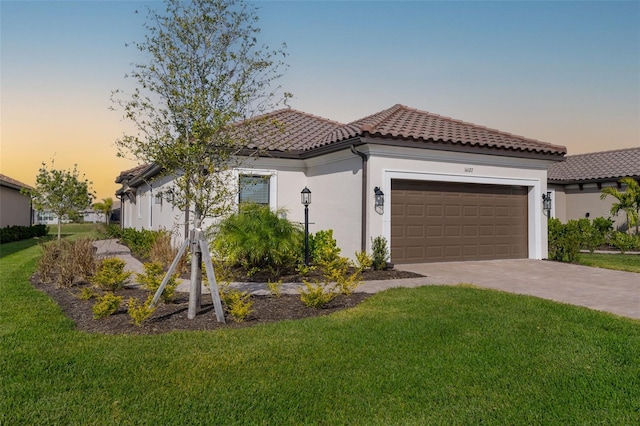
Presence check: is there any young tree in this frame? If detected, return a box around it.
[600,177,640,234]
[112,0,289,318]
[93,197,114,225]
[23,161,95,241]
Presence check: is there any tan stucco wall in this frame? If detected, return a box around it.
[0,186,31,227]
[554,181,630,231]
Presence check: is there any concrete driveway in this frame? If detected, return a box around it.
[391,259,640,320]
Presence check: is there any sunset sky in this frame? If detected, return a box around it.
[2,0,639,201]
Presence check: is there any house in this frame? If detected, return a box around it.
[548,147,640,232]
[115,104,567,263]
[0,174,33,228]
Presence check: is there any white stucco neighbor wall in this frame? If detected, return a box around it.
[363,144,556,260]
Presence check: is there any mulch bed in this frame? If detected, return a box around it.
[30,262,423,335]
[30,279,370,335]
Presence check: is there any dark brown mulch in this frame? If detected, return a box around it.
[31,278,372,335]
[229,266,423,283]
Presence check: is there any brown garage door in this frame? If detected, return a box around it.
[391,180,528,263]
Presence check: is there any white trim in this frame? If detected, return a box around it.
[382,170,545,260]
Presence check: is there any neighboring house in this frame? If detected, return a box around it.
[548,147,640,232]
[81,208,103,224]
[0,174,33,228]
[115,104,566,263]
[34,211,72,225]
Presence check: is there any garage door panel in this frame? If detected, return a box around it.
[406,225,424,237]
[392,180,528,263]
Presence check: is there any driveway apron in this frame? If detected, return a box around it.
[395,259,640,320]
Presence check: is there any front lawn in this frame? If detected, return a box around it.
[577,252,640,273]
[1,240,639,424]
[49,222,105,239]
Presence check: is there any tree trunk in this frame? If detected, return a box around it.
[57,216,61,242]
[187,207,202,319]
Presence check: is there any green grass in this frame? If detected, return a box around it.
[49,222,104,239]
[2,239,639,425]
[577,252,640,273]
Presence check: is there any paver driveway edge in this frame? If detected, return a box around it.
[395,259,640,320]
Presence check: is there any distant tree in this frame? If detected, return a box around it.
[22,160,95,241]
[600,177,640,235]
[93,197,114,225]
[112,0,289,318]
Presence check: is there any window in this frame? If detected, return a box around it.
[239,175,270,205]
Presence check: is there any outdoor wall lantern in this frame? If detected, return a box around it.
[301,187,311,265]
[542,192,552,216]
[374,187,384,208]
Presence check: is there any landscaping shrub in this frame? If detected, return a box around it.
[78,287,99,300]
[589,217,614,251]
[127,295,156,325]
[354,250,373,270]
[0,224,48,243]
[149,230,187,272]
[309,229,341,264]
[212,203,303,274]
[222,289,253,322]
[69,237,97,279]
[267,279,283,298]
[100,223,122,239]
[136,261,178,303]
[118,228,161,258]
[92,292,122,319]
[299,281,336,308]
[548,218,582,263]
[91,258,131,291]
[371,236,389,270]
[37,241,63,284]
[36,238,96,287]
[609,231,640,254]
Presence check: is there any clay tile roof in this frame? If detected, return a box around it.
[317,104,566,155]
[115,164,150,183]
[0,174,33,191]
[548,147,640,183]
[238,108,344,152]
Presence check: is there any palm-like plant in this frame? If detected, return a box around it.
[93,197,114,225]
[600,177,640,234]
[213,204,303,273]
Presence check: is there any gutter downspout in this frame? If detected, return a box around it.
[350,145,368,253]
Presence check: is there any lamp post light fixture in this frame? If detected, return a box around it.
[542,192,552,217]
[301,187,311,266]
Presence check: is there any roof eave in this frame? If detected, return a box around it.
[549,175,640,185]
[361,134,566,161]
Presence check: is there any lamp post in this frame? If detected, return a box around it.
[301,187,311,266]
